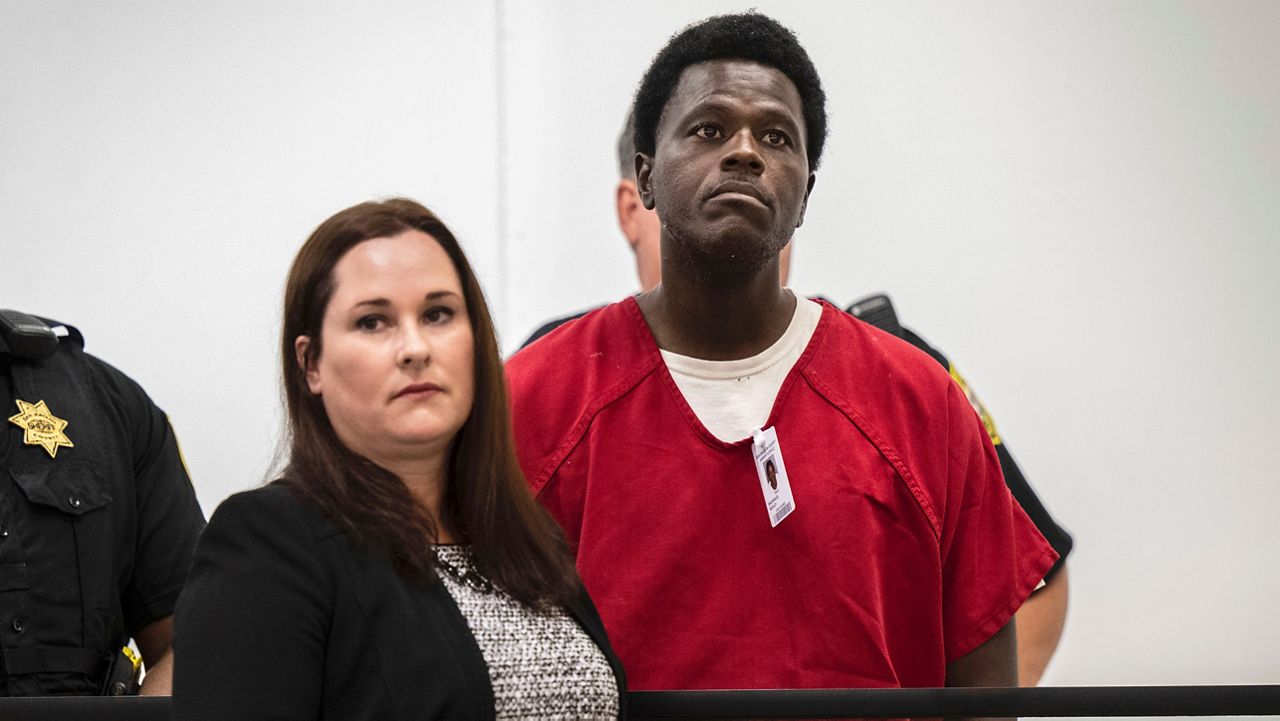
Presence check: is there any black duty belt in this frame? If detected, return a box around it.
[3,645,104,676]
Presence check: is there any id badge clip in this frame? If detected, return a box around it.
[751,426,795,527]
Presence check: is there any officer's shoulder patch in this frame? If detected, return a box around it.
[948,364,1001,445]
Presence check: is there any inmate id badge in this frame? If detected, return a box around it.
[751,426,795,527]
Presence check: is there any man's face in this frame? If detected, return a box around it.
[617,179,794,291]
[638,59,814,277]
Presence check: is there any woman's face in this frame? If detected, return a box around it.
[299,229,475,466]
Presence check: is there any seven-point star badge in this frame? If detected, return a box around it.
[8,399,75,458]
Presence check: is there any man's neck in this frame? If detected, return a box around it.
[636,261,796,360]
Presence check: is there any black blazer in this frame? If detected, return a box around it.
[173,484,626,720]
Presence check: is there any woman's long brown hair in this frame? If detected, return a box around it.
[280,198,578,606]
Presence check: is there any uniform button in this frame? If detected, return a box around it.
[67,496,82,509]
[11,619,23,633]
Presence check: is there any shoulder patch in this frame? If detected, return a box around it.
[948,364,1002,445]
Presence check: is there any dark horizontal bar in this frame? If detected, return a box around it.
[629,685,1280,719]
[1,685,1278,720]
[0,695,169,721]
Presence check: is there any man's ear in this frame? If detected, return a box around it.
[636,153,657,210]
[295,336,321,395]
[795,172,817,228]
[616,179,645,251]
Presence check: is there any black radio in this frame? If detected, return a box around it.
[0,310,59,360]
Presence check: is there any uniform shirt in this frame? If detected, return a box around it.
[0,325,205,695]
[507,298,1057,690]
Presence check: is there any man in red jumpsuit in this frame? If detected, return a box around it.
[507,12,1057,691]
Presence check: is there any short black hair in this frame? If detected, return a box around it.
[632,12,828,170]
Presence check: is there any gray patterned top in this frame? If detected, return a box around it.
[433,545,619,720]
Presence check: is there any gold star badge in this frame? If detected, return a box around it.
[8,399,75,458]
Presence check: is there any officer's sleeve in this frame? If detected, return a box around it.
[92,358,206,637]
[173,488,328,721]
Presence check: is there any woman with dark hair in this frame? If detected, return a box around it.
[174,198,624,720]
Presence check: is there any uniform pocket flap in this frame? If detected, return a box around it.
[8,460,113,515]
[0,563,29,592]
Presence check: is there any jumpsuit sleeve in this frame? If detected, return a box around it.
[938,381,1059,662]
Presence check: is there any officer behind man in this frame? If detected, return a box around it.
[522,108,1074,686]
[0,310,205,695]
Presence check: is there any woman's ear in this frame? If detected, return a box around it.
[295,336,321,395]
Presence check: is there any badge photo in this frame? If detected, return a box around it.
[751,426,795,528]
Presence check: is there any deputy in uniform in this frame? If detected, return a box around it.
[0,310,205,695]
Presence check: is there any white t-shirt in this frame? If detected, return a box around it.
[660,294,823,443]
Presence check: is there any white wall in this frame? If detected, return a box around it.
[3,0,1278,694]
[0,0,502,511]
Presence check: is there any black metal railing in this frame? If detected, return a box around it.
[630,685,1280,718]
[1,685,1278,719]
